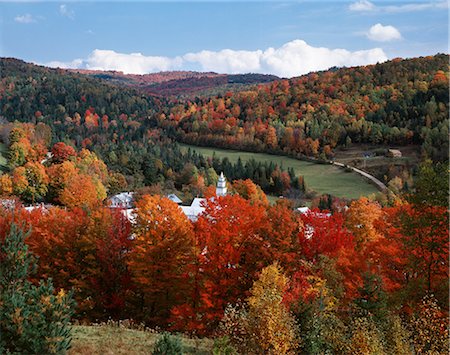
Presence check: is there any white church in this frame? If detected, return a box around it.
[179,172,227,221]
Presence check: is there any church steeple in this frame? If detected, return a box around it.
[216,172,227,196]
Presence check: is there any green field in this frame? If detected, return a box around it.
[180,144,379,199]
[0,143,7,174]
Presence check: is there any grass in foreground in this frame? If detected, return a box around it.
[180,143,379,199]
[69,323,214,355]
[0,142,7,174]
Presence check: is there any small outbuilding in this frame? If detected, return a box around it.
[386,149,402,158]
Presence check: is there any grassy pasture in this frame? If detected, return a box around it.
[69,325,213,355]
[0,143,7,174]
[180,143,379,200]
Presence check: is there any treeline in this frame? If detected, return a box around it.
[159,54,449,161]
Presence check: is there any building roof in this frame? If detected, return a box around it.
[191,198,206,208]
[296,206,310,214]
[167,194,183,204]
[180,205,205,222]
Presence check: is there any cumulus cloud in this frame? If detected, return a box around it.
[367,23,402,42]
[349,0,375,11]
[45,58,84,69]
[260,40,387,78]
[183,49,263,74]
[14,14,36,24]
[59,4,74,19]
[349,0,447,13]
[85,49,183,74]
[44,40,388,78]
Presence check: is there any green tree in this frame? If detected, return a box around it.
[410,159,447,207]
[0,223,75,354]
[152,333,183,355]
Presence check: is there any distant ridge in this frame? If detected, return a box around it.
[66,68,280,97]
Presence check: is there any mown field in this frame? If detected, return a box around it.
[0,142,7,174]
[180,143,379,199]
[70,325,213,355]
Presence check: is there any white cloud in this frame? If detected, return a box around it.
[367,23,402,42]
[14,14,36,24]
[349,0,447,13]
[44,40,388,78]
[383,1,448,12]
[260,40,387,77]
[45,59,84,69]
[59,4,74,19]
[349,0,375,11]
[86,49,183,74]
[183,49,263,74]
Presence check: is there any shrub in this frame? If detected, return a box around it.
[152,332,183,355]
[212,336,237,355]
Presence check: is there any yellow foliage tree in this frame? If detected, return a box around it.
[232,179,268,206]
[410,294,449,354]
[348,317,385,355]
[246,263,298,354]
[0,174,13,196]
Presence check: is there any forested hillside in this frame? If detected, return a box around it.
[160,54,448,161]
[0,60,304,200]
[69,69,280,97]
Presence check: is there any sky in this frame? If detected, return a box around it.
[0,0,448,77]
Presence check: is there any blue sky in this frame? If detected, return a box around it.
[0,1,447,77]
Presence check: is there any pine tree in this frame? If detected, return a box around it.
[0,223,75,354]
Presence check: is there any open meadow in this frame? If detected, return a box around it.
[180,143,379,199]
[0,143,7,174]
[69,324,213,355]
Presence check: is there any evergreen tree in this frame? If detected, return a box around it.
[152,333,183,355]
[354,272,387,321]
[0,223,75,354]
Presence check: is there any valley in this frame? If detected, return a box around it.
[179,143,380,199]
[0,143,7,174]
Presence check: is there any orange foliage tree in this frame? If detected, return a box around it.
[128,195,195,326]
[1,206,132,320]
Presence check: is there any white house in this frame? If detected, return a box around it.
[109,192,135,209]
